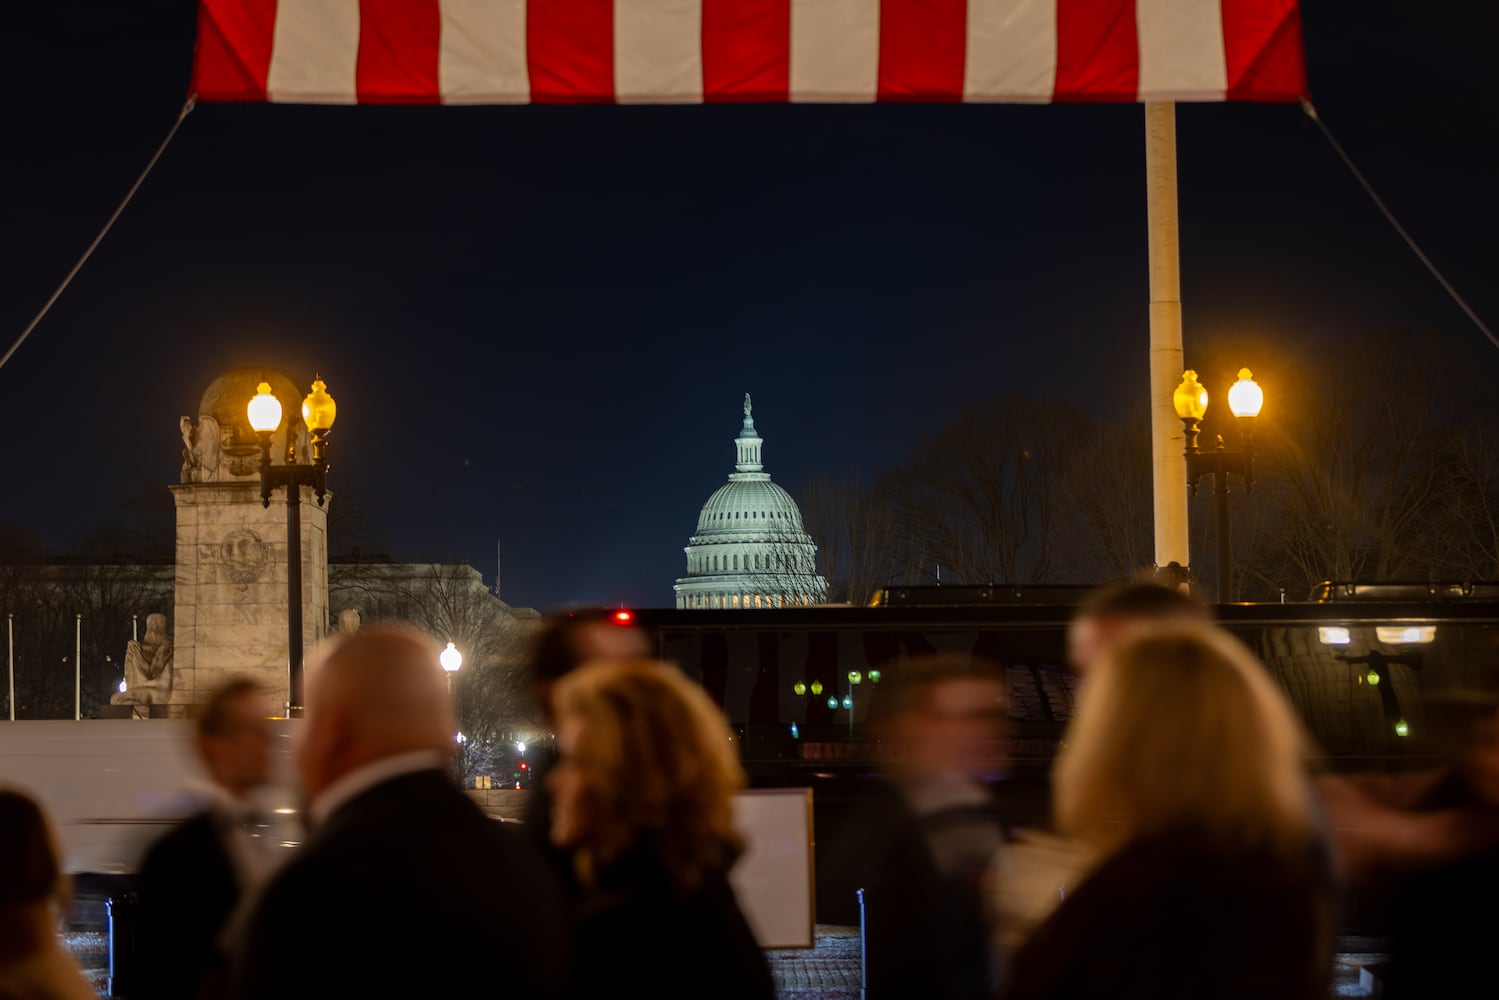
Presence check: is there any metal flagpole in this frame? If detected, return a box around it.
[7,613,13,721]
[75,613,82,721]
[1145,102,1191,581]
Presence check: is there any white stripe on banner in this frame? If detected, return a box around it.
[790,0,880,102]
[439,0,530,104]
[615,0,703,103]
[267,0,361,104]
[964,0,1057,102]
[1136,0,1227,101]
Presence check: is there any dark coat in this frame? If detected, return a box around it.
[999,828,1336,1000]
[232,768,569,1000]
[1381,771,1499,998]
[819,776,1006,1000]
[134,810,242,1000]
[567,852,775,1000]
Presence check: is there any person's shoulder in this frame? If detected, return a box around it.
[0,940,99,1000]
[139,809,218,868]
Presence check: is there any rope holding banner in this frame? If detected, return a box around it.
[1301,98,1499,354]
[0,96,197,375]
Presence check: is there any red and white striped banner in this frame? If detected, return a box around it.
[192,0,1304,105]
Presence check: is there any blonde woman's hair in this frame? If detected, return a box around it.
[552,659,745,891]
[1054,622,1314,859]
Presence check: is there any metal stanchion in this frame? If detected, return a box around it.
[107,891,137,997]
[857,887,867,1000]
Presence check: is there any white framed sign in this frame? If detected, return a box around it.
[730,787,815,949]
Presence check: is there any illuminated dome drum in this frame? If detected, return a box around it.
[674,396,828,609]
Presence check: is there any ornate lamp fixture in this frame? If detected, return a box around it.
[247,375,337,714]
[1173,368,1262,603]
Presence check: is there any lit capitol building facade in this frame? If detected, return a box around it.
[674,396,828,609]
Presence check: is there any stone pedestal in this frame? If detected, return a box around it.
[171,481,330,714]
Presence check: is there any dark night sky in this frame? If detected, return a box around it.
[2,2,1497,612]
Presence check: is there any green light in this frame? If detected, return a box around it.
[793,682,806,696]
[810,680,823,696]
[1395,719,1410,737]
[848,670,862,684]
[868,669,882,683]
[1366,670,1381,686]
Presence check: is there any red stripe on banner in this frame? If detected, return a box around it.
[878,0,967,102]
[191,0,277,101]
[528,0,615,103]
[1053,0,1139,102]
[1221,0,1306,101]
[357,0,442,104]
[702,0,791,102]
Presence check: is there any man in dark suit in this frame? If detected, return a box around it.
[232,625,569,1000]
[134,678,276,1000]
[820,654,1011,1000]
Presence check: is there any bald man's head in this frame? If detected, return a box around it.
[298,626,456,800]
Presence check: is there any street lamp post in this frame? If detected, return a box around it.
[440,641,462,697]
[247,375,337,716]
[1173,368,1264,603]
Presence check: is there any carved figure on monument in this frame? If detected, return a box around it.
[179,415,223,483]
[219,528,271,588]
[111,613,174,712]
[179,368,317,482]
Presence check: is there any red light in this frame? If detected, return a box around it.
[613,610,634,624]
[519,761,528,770]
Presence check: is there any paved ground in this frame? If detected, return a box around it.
[65,924,1388,998]
[767,925,863,1000]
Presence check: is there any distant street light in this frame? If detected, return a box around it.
[1174,368,1263,603]
[440,641,463,696]
[248,375,336,715]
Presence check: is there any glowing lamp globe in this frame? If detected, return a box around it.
[793,682,807,696]
[247,382,283,433]
[440,642,463,673]
[810,680,823,696]
[301,375,337,432]
[1227,368,1263,418]
[1172,370,1208,421]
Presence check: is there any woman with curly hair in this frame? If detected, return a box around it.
[548,658,775,1000]
[998,622,1336,1000]
[0,788,98,1000]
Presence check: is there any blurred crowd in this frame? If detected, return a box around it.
[4,583,1499,1000]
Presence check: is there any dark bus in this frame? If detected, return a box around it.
[630,583,1499,928]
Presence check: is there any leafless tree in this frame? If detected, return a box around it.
[1420,417,1499,580]
[330,562,537,782]
[878,398,1096,586]
[791,474,910,605]
[0,529,172,719]
[1052,414,1155,582]
[1240,340,1448,597]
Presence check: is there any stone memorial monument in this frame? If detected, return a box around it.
[170,368,329,715]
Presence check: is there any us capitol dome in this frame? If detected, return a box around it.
[674,395,829,609]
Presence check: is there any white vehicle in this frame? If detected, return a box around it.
[0,718,305,876]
